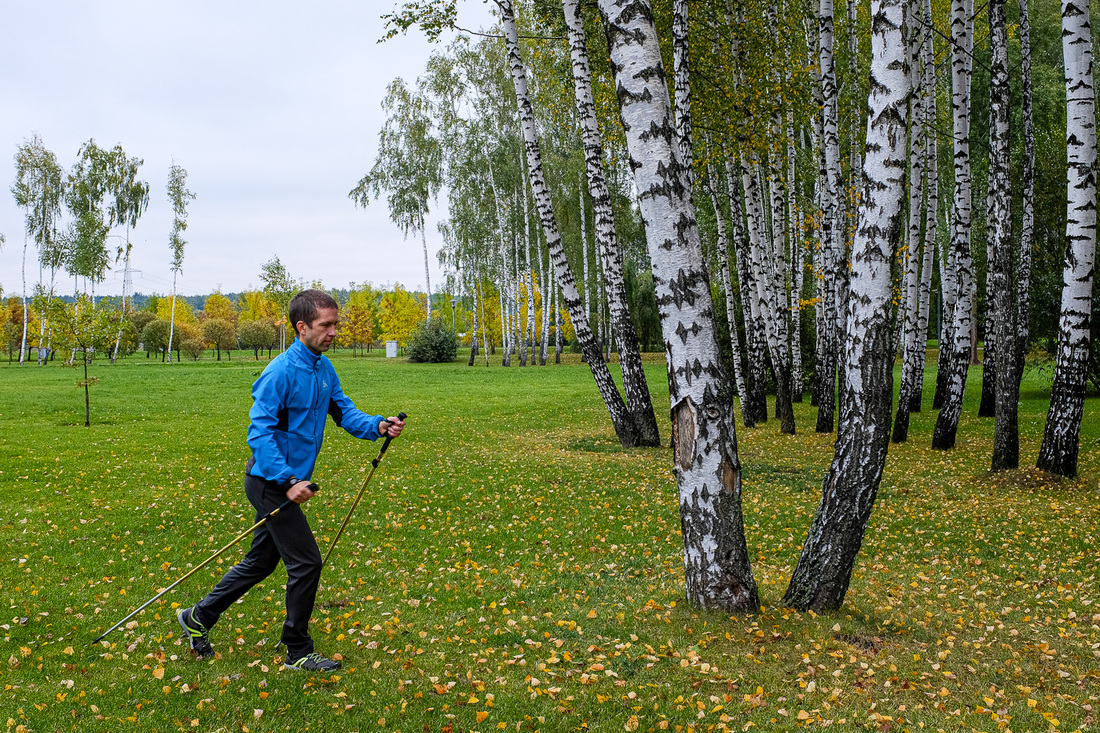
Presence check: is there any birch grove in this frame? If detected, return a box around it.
[374,0,1100,611]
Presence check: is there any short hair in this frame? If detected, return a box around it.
[289,289,339,330]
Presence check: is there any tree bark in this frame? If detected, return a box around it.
[815,0,842,434]
[784,0,908,611]
[912,0,938,412]
[987,0,1019,470]
[932,0,976,451]
[1037,0,1096,478]
[1015,0,1035,385]
[599,0,759,612]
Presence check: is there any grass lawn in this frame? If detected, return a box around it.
[0,349,1097,732]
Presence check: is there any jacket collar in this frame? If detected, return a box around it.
[289,338,322,367]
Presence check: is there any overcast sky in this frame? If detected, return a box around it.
[0,0,496,300]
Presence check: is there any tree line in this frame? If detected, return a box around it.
[378,0,1097,613]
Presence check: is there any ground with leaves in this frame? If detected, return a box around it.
[0,353,1097,732]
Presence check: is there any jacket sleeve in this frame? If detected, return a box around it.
[326,367,385,440]
[247,366,295,484]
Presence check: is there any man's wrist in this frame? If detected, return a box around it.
[379,420,389,434]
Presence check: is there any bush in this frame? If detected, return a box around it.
[407,318,457,363]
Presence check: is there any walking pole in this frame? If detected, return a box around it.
[323,412,406,566]
[90,490,313,645]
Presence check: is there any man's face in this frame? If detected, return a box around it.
[297,306,339,354]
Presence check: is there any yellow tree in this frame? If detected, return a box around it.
[237,290,279,324]
[203,291,238,325]
[342,284,381,355]
[378,284,425,347]
[156,297,197,328]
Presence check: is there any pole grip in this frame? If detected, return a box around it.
[377,411,407,461]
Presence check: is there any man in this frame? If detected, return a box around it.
[177,289,404,672]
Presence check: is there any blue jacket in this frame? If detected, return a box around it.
[248,338,384,486]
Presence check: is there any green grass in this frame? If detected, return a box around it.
[0,350,1097,733]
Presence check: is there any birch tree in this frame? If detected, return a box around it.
[784,0,908,611]
[166,164,195,363]
[986,0,1019,470]
[496,0,640,447]
[815,0,843,434]
[1015,0,1036,391]
[598,0,759,612]
[12,135,65,366]
[931,0,976,451]
[1037,0,1097,478]
[892,0,926,444]
[563,0,661,447]
[351,79,443,318]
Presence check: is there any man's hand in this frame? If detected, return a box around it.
[287,480,317,504]
[380,415,405,438]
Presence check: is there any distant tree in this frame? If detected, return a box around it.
[181,337,205,361]
[259,256,298,349]
[238,319,277,361]
[141,319,171,361]
[130,309,156,353]
[156,296,197,330]
[379,284,425,346]
[237,289,279,324]
[12,134,65,365]
[166,164,196,363]
[3,297,23,361]
[203,291,238,324]
[48,294,114,426]
[342,285,380,355]
[202,317,236,361]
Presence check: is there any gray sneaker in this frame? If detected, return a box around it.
[284,652,341,672]
[177,606,213,659]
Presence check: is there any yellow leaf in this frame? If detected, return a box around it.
[587,609,597,619]
[476,711,489,723]
[153,667,164,680]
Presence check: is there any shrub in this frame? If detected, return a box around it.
[407,318,457,363]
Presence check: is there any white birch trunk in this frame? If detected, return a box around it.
[704,143,749,415]
[599,0,759,611]
[1037,0,1097,477]
[1016,0,1035,382]
[168,277,177,364]
[912,0,938,412]
[420,203,432,320]
[540,240,550,365]
[19,236,28,366]
[815,0,843,433]
[784,0,908,611]
[932,0,976,450]
[892,0,925,443]
[987,0,1019,470]
[672,0,693,193]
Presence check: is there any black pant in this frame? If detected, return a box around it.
[193,466,322,659]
